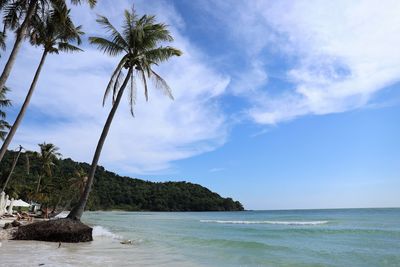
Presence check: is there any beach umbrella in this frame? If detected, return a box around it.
[13,199,30,207]
[6,199,30,207]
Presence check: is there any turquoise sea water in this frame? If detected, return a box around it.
[1,208,400,266]
[82,208,400,266]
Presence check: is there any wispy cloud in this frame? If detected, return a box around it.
[202,0,400,125]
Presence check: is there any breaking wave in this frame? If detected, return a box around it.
[92,226,122,239]
[200,220,329,225]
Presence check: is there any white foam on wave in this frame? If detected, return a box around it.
[92,226,122,239]
[200,220,329,225]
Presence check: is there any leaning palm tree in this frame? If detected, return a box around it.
[0,86,11,140]
[0,4,83,162]
[67,9,182,220]
[36,142,61,193]
[1,145,23,191]
[0,0,95,95]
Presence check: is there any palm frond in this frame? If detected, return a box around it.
[102,56,127,106]
[150,70,174,100]
[140,70,148,101]
[112,70,124,105]
[128,71,137,116]
[69,0,96,8]
[144,46,182,64]
[57,42,82,53]
[2,1,24,30]
[0,86,11,108]
[0,0,9,10]
[95,15,128,50]
[0,32,6,50]
[89,36,125,56]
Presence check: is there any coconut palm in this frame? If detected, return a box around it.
[69,168,87,197]
[0,86,11,140]
[36,142,61,193]
[0,0,95,103]
[0,3,83,162]
[67,9,182,220]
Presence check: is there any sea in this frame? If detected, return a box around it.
[0,208,399,266]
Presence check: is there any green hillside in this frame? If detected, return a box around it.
[0,150,244,211]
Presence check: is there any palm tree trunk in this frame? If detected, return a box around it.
[0,50,48,163]
[0,0,38,90]
[2,145,23,192]
[68,67,133,220]
[36,175,42,193]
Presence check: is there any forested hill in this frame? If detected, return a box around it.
[0,151,244,211]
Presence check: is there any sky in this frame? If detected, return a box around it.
[1,0,400,210]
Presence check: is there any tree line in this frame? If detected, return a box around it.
[0,1,202,219]
[0,148,244,212]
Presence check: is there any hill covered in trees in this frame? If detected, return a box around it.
[0,150,244,211]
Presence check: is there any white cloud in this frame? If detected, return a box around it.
[206,0,400,124]
[3,0,230,174]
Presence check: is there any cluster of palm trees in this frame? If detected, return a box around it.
[0,1,182,221]
[1,142,62,205]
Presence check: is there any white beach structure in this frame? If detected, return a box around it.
[0,191,5,216]
[7,198,14,214]
[3,194,9,214]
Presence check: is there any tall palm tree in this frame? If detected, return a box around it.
[36,142,61,193]
[67,9,182,220]
[0,0,96,105]
[0,3,83,162]
[0,86,11,140]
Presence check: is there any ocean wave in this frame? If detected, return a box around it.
[92,226,122,239]
[200,220,328,225]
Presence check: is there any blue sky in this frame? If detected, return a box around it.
[2,0,400,209]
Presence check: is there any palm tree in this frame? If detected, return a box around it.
[0,86,11,140]
[69,168,87,197]
[36,142,61,193]
[0,0,95,93]
[0,3,83,162]
[2,145,23,192]
[67,9,182,220]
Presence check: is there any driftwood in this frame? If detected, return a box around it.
[13,218,92,242]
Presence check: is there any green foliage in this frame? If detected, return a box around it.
[29,3,83,54]
[0,150,244,211]
[0,86,11,140]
